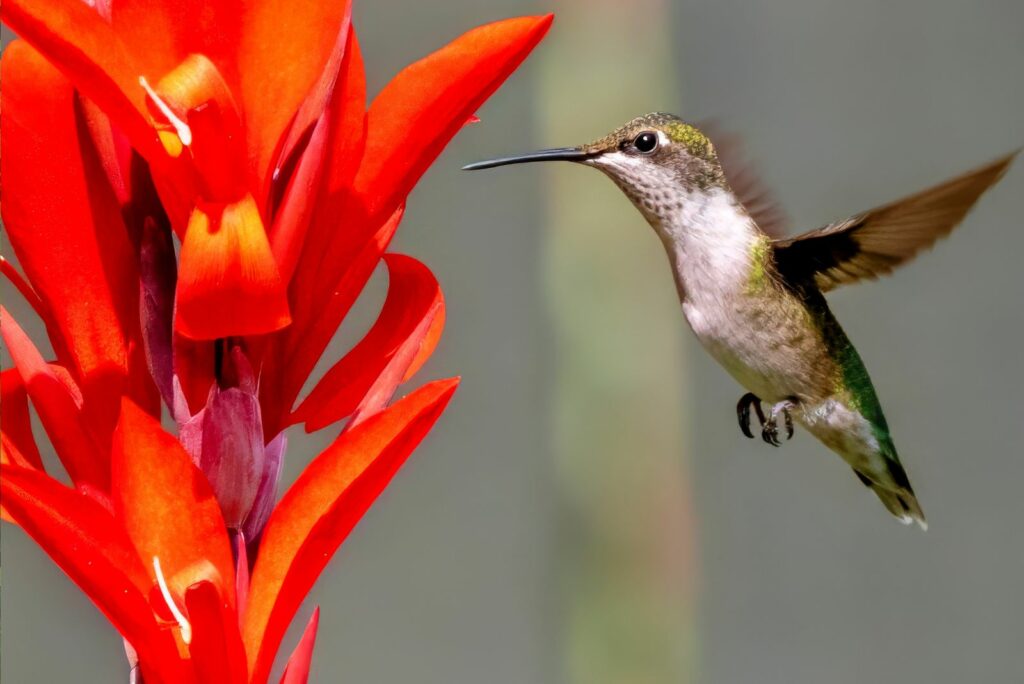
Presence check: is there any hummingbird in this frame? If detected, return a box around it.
[465,112,1016,529]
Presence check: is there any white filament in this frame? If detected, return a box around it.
[152,556,192,645]
[139,76,193,147]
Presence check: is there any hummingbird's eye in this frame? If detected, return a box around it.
[633,131,659,154]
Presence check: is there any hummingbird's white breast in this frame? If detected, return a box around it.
[656,185,822,403]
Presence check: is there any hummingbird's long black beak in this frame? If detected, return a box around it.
[462,147,594,170]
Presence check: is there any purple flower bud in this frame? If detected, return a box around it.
[173,346,281,531]
[199,387,264,528]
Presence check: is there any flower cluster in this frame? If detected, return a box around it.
[0,1,551,681]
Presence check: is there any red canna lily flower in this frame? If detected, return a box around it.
[1,1,552,680]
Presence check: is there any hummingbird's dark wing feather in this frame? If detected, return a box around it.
[771,152,1016,291]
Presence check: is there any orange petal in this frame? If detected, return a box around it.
[243,378,459,682]
[112,399,235,606]
[175,194,291,339]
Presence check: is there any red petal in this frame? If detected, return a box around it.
[237,0,353,190]
[354,15,553,225]
[2,256,76,371]
[268,106,332,285]
[243,378,459,682]
[264,18,354,214]
[1,369,44,470]
[0,464,189,683]
[1,257,46,324]
[0,3,163,161]
[174,195,291,339]
[2,43,140,436]
[294,254,445,431]
[112,399,235,605]
[185,580,248,684]
[279,607,320,684]
[1,309,107,489]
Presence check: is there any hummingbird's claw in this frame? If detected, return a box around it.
[768,399,797,442]
[736,393,765,439]
[761,420,782,447]
[754,398,797,447]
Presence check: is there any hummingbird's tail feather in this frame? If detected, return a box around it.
[854,469,927,530]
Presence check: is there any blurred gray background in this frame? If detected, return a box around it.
[3,0,1023,682]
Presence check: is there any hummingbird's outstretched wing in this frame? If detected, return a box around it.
[771,152,1017,291]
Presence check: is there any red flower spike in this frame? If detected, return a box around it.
[185,580,248,684]
[175,195,291,339]
[1,369,44,471]
[279,607,320,684]
[112,399,236,607]
[3,5,553,678]
[294,254,445,431]
[243,378,459,682]
[1,309,107,489]
[0,464,189,684]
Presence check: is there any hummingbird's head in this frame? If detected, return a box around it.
[464,112,726,224]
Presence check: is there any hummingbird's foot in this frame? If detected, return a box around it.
[762,399,797,446]
[736,393,766,439]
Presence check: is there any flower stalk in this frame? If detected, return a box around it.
[1,1,552,680]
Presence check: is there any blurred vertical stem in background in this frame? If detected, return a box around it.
[538,1,697,682]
